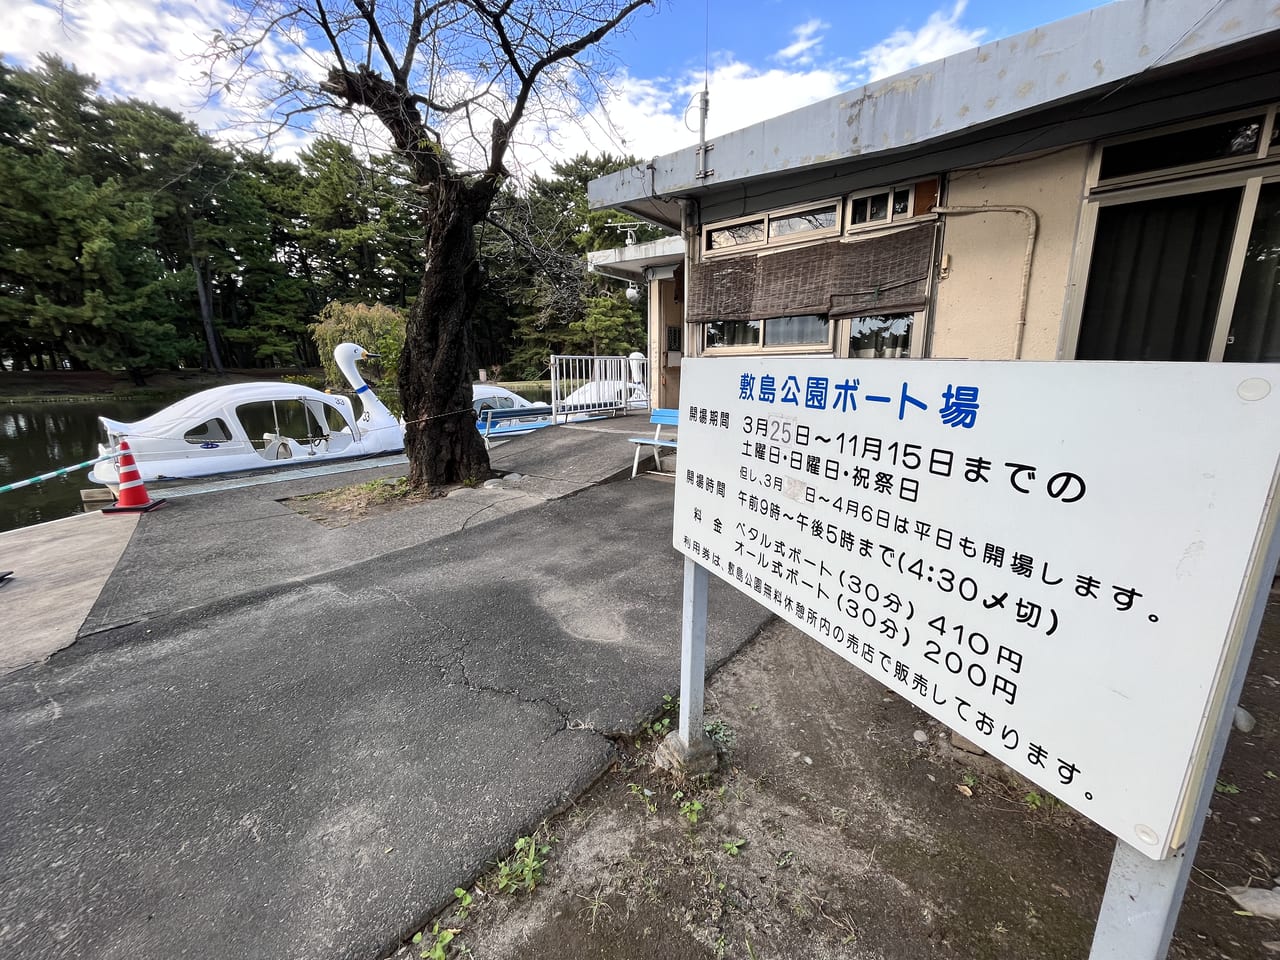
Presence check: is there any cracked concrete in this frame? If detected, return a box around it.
[0,422,771,960]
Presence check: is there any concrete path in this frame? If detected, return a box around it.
[0,511,139,675]
[0,422,769,960]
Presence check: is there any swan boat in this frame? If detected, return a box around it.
[88,343,548,485]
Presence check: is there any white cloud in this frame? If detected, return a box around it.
[507,55,853,182]
[6,0,237,128]
[775,19,829,65]
[506,3,989,180]
[3,1,991,182]
[855,1,987,82]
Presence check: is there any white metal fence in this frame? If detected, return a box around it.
[549,353,649,421]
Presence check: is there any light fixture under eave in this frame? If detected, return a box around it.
[625,281,641,304]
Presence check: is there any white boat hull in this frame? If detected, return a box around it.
[89,363,549,485]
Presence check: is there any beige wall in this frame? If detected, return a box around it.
[931,146,1089,360]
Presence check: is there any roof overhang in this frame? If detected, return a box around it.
[587,235,686,282]
[589,0,1280,229]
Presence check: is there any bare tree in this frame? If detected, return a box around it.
[206,0,650,487]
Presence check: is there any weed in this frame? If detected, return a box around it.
[452,887,473,921]
[680,798,704,825]
[776,849,794,868]
[1023,789,1063,814]
[628,782,657,814]
[1214,779,1241,795]
[411,923,459,960]
[721,837,746,856]
[645,694,678,739]
[704,718,736,752]
[494,834,551,894]
[574,885,612,931]
[961,772,978,789]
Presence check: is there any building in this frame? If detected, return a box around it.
[587,0,1280,410]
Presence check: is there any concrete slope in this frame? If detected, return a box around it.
[0,477,768,960]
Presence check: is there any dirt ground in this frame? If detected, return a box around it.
[385,594,1280,960]
[285,478,1279,960]
[285,477,447,527]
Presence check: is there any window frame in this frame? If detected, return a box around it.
[840,311,926,359]
[701,198,841,258]
[1090,104,1278,193]
[701,315,835,356]
[844,183,916,233]
[1059,159,1280,362]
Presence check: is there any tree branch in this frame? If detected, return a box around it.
[482,0,652,188]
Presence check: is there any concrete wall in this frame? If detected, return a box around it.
[931,146,1089,360]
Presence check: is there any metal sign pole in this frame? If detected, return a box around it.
[678,556,709,748]
[1090,519,1280,959]
[655,557,719,775]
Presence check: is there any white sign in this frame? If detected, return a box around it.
[672,358,1280,859]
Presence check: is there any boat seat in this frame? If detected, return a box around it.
[262,434,293,461]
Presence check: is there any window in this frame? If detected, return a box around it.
[850,187,911,226]
[705,315,829,351]
[845,180,937,233]
[1099,113,1268,183]
[765,315,829,346]
[769,206,838,240]
[1067,105,1280,363]
[848,313,917,358]
[474,395,516,414]
[1076,189,1239,361]
[705,320,761,348]
[702,200,839,256]
[706,219,764,250]
[236,400,313,442]
[183,418,231,444]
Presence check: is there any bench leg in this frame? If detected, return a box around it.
[632,444,643,479]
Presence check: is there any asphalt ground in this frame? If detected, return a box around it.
[0,423,769,959]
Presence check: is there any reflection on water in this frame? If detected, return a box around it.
[0,400,159,534]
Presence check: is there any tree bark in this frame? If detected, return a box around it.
[400,181,490,488]
[186,217,224,374]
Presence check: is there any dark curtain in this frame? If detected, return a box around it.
[1077,188,1241,361]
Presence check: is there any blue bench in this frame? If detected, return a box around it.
[476,405,554,449]
[628,408,679,479]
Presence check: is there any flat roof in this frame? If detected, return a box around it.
[586,235,685,281]
[589,0,1280,223]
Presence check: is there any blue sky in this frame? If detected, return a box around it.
[5,0,1109,175]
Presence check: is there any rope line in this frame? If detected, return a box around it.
[0,451,118,495]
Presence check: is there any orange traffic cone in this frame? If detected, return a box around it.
[102,440,166,514]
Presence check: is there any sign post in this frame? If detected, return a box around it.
[1090,514,1280,958]
[656,557,718,775]
[668,357,1280,956]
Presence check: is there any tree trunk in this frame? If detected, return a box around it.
[186,218,224,374]
[400,183,491,488]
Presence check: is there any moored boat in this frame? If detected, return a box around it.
[88,344,548,484]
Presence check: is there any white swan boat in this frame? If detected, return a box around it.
[89,343,547,485]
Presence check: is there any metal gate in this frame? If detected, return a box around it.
[550,353,649,421]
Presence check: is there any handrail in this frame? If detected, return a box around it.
[0,451,118,495]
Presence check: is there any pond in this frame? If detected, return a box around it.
[0,400,160,534]
[0,384,550,534]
